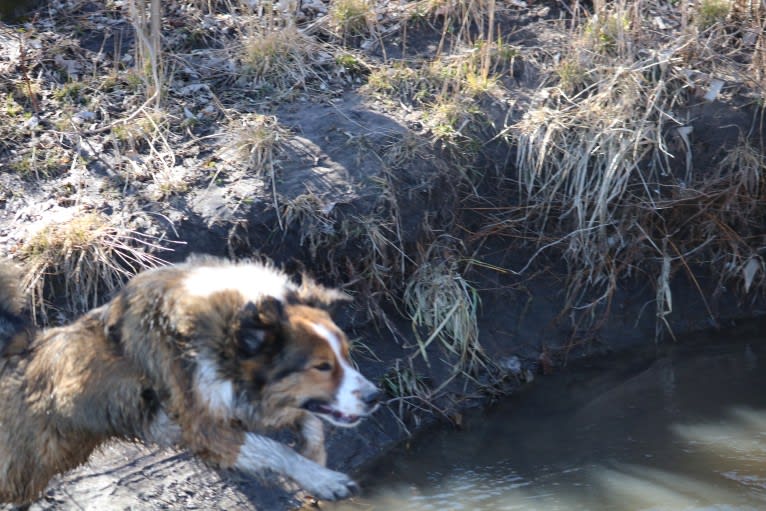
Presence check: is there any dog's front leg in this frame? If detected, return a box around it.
[298,413,326,466]
[236,432,357,501]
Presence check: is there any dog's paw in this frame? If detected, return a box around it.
[299,467,359,501]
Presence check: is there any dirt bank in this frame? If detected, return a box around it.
[1,0,765,509]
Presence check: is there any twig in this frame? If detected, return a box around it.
[17,33,39,114]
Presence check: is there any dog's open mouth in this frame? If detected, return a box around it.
[302,400,362,426]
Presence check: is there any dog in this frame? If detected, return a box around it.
[0,256,381,506]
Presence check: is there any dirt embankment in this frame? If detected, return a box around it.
[1,0,765,509]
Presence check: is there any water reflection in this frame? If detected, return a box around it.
[331,333,766,511]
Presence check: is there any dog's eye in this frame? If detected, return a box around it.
[314,362,333,372]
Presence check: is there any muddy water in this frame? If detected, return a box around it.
[332,328,766,511]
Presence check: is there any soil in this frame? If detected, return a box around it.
[1,0,765,510]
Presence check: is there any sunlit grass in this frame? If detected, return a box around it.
[19,213,167,323]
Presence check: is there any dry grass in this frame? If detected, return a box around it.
[239,18,330,98]
[365,62,442,105]
[364,54,499,182]
[230,113,289,175]
[404,236,484,374]
[492,0,766,337]
[7,144,71,180]
[364,41,509,104]
[694,0,732,30]
[111,110,167,154]
[281,192,337,254]
[2,0,765,423]
[127,0,163,108]
[425,95,485,166]
[225,113,291,227]
[362,0,512,181]
[381,359,438,431]
[18,213,168,323]
[328,0,376,39]
[281,193,407,317]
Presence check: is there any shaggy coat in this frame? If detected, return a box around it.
[0,258,380,506]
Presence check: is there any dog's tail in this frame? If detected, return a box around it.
[0,263,32,357]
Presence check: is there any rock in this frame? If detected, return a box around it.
[499,355,523,376]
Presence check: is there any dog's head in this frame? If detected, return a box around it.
[235,297,381,427]
[181,261,381,428]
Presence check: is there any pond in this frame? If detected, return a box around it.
[331,323,766,511]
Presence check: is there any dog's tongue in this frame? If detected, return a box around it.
[306,401,360,424]
[331,410,359,423]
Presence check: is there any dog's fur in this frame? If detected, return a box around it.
[0,257,380,506]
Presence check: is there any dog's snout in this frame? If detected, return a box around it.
[362,388,382,406]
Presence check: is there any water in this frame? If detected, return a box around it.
[332,327,766,511]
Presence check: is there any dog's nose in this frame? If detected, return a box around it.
[362,388,382,406]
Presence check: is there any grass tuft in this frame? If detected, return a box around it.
[328,0,375,39]
[19,213,168,323]
[230,113,289,175]
[695,0,731,30]
[240,26,327,96]
[485,0,766,338]
[404,237,484,374]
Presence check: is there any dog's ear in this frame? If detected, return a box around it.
[296,275,352,308]
[237,297,285,356]
[103,293,126,345]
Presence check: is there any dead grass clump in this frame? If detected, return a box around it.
[230,113,289,175]
[147,165,190,201]
[516,85,656,308]
[328,0,376,40]
[694,0,732,30]
[364,62,443,106]
[352,215,404,291]
[7,144,71,180]
[415,0,496,42]
[282,195,406,312]
[693,137,766,293]
[19,213,167,323]
[404,236,484,374]
[438,46,511,99]
[227,113,290,223]
[410,0,503,76]
[498,0,766,337]
[365,0,513,107]
[240,25,328,96]
[381,359,435,430]
[365,46,509,105]
[281,192,338,256]
[582,10,631,55]
[110,110,167,155]
[365,57,497,176]
[425,95,486,167]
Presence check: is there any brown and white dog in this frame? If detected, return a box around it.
[0,257,380,506]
